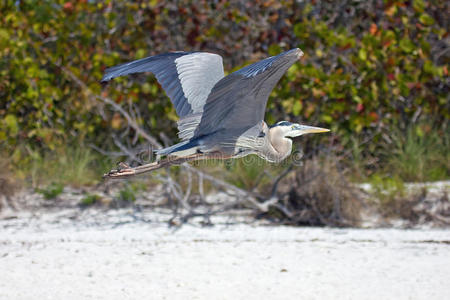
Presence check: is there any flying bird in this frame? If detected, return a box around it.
[102,48,329,178]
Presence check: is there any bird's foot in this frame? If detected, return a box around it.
[103,162,136,179]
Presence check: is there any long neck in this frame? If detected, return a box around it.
[264,126,293,162]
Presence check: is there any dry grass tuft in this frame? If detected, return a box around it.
[0,157,19,210]
[369,179,450,226]
[271,157,363,227]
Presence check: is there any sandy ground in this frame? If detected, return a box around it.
[0,208,449,300]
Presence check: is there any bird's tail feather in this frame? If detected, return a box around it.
[155,140,199,157]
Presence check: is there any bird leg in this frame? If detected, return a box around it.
[103,154,204,179]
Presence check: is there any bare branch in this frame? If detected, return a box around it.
[56,64,162,149]
[182,169,193,206]
[88,143,125,157]
[270,164,294,198]
[112,134,139,162]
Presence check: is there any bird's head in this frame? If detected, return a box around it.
[270,121,330,139]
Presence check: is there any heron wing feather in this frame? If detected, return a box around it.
[101,52,225,119]
[193,48,303,138]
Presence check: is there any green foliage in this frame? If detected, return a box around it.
[370,174,406,206]
[36,182,64,200]
[382,125,449,181]
[117,185,137,203]
[368,174,410,218]
[1,0,448,182]
[225,157,270,190]
[285,1,448,137]
[367,174,429,221]
[80,194,102,206]
[193,156,285,192]
[11,143,112,187]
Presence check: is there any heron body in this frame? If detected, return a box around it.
[102,48,329,178]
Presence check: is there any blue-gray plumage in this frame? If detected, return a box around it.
[102,48,330,178]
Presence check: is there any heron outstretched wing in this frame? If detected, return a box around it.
[101,52,225,118]
[193,48,303,138]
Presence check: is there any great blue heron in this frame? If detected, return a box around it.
[102,48,329,178]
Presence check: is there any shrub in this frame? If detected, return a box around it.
[36,182,64,200]
[1,0,447,180]
[80,194,102,206]
[261,156,362,226]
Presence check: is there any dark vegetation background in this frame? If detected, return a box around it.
[0,0,448,225]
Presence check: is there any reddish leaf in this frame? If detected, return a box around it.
[356,103,364,113]
[369,23,377,35]
[63,2,74,12]
[369,112,378,122]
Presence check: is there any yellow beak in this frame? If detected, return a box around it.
[301,126,330,134]
[286,125,330,138]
